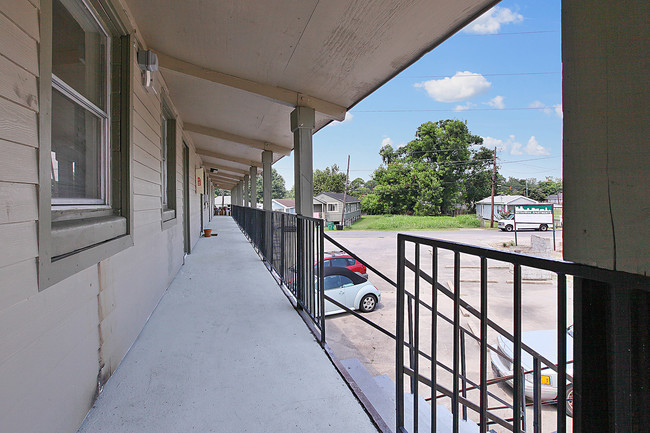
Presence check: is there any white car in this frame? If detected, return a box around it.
[320,267,381,315]
[490,326,574,416]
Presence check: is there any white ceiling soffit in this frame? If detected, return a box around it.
[127,0,497,169]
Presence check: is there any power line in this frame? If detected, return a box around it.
[460,30,559,36]
[354,107,559,113]
[407,71,561,79]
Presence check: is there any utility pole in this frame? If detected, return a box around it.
[490,147,497,228]
[341,155,350,227]
[525,179,528,197]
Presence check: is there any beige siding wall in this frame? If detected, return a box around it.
[0,1,206,431]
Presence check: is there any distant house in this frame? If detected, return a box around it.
[545,193,563,205]
[475,195,539,220]
[313,192,362,225]
[272,198,296,214]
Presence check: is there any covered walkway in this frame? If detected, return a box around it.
[78,216,378,433]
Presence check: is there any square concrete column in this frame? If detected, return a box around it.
[249,166,258,208]
[291,106,315,216]
[262,151,273,211]
[243,174,250,207]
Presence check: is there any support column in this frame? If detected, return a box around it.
[243,174,250,207]
[235,182,241,206]
[262,151,273,259]
[249,166,258,208]
[563,1,650,430]
[291,106,315,216]
[262,151,273,211]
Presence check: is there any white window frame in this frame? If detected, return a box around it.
[51,0,112,208]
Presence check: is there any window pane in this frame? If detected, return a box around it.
[51,88,103,201]
[53,0,107,108]
[339,276,354,286]
[324,275,340,291]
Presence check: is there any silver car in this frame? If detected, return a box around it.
[490,326,574,417]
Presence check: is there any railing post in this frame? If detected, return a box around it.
[513,264,522,433]
[533,357,542,433]
[280,215,285,280]
[319,219,325,345]
[452,251,461,433]
[396,235,406,433]
[479,257,488,433]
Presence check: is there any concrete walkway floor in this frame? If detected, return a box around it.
[78,216,378,433]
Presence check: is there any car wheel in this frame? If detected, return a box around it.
[359,294,377,313]
[566,384,574,418]
[539,224,548,231]
[505,225,513,232]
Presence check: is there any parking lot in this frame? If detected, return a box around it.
[323,228,572,432]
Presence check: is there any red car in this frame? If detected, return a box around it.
[319,252,368,279]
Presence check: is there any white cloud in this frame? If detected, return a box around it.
[482,134,549,156]
[464,7,523,35]
[332,112,354,125]
[482,136,504,150]
[381,137,394,148]
[530,100,552,115]
[525,136,550,155]
[415,71,491,102]
[553,104,563,118]
[454,102,476,112]
[485,95,505,109]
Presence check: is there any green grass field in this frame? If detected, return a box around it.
[346,214,481,231]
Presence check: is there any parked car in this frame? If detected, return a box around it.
[319,267,381,316]
[317,251,368,279]
[490,326,574,417]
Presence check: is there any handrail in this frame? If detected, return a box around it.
[398,234,650,291]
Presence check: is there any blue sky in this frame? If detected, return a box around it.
[275,1,562,189]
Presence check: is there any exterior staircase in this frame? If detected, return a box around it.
[341,358,480,433]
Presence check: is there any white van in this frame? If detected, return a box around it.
[498,204,554,232]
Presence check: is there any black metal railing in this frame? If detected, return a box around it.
[326,232,530,433]
[396,233,648,433]
[231,208,647,433]
[232,205,325,342]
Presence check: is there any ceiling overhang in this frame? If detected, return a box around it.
[125,0,498,190]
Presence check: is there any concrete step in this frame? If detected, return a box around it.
[342,359,480,433]
[341,359,396,429]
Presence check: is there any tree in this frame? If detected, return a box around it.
[313,164,347,195]
[348,177,373,199]
[368,119,490,215]
[214,188,231,196]
[255,168,287,203]
[462,146,495,211]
